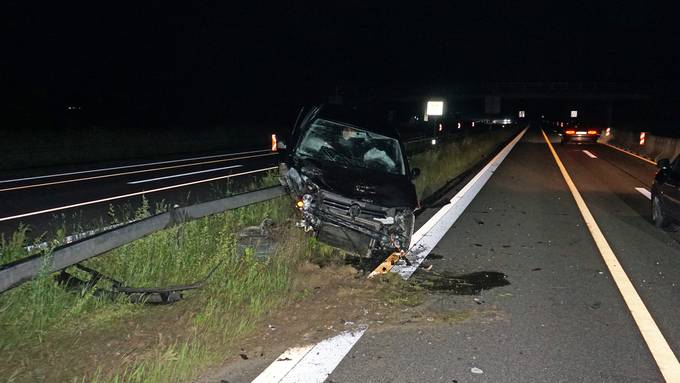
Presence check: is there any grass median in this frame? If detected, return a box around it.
[410,128,519,200]
[0,190,342,382]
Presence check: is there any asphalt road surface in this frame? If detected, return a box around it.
[0,148,279,239]
[230,127,680,382]
[329,129,678,382]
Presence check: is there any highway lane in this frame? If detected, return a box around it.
[321,129,678,382]
[0,148,279,239]
[554,137,680,372]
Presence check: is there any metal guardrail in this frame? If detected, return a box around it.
[0,186,286,294]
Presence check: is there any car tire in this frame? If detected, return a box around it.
[652,195,671,229]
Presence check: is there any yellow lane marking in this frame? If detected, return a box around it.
[601,142,657,165]
[543,130,680,382]
[0,166,278,222]
[0,153,277,192]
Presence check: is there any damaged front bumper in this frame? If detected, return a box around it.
[281,166,414,257]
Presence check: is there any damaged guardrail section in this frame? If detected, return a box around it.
[0,186,286,293]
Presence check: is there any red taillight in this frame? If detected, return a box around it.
[587,130,597,135]
[565,130,576,135]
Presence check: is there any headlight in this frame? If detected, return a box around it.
[302,194,313,210]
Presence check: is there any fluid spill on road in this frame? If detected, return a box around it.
[412,271,510,295]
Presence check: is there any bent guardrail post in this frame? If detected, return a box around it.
[0,186,286,294]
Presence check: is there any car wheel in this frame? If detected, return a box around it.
[652,195,671,229]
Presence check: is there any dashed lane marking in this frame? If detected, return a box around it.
[252,328,367,383]
[583,150,598,158]
[0,167,278,222]
[0,153,276,192]
[636,187,652,200]
[127,165,242,184]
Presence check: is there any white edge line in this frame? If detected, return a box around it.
[253,327,367,383]
[601,142,657,165]
[0,148,272,184]
[635,187,652,200]
[127,165,243,184]
[582,150,598,159]
[0,166,278,222]
[251,345,315,383]
[392,127,528,279]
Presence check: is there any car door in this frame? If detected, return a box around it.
[661,158,680,219]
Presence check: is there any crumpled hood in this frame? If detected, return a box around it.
[295,159,417,208]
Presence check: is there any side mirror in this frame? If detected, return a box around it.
[411,167,421,180]
[657,158,671,170]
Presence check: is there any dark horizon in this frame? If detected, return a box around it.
[4,1,680,127]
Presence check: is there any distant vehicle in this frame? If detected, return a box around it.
[560,123,600,144]
[278,104,419,257]
[651,158,680,229]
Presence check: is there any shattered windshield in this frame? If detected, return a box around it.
[295,118,405,175]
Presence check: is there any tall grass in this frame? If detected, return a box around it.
[410,129,518,199]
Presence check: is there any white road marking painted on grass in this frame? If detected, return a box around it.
[0,153,277,192]
[636,187,652,200]
[249,129,529,383]
[0,166,277,222]
[252,328,367,383]
[542,130,680,382]
[582,150,597,158]
[392,128,528,279]
[127,165,242,184]
[0,148,272,184]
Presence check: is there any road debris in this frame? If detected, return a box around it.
[55,259,225,304]
[236,218,277,259]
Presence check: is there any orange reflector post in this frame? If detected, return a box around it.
[640,132,647,145]
[271,134,277,151]
[368,250,405,278]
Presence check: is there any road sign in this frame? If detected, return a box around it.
[426,101,444,116]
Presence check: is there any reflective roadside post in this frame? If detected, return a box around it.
[640,132,647,146]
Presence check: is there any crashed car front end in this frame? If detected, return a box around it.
[280,163,415,258]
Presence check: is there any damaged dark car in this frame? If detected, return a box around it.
[278,105,420,257]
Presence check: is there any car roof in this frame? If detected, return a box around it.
[314,104,402,139]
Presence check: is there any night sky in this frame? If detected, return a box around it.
[4,1,680,126]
